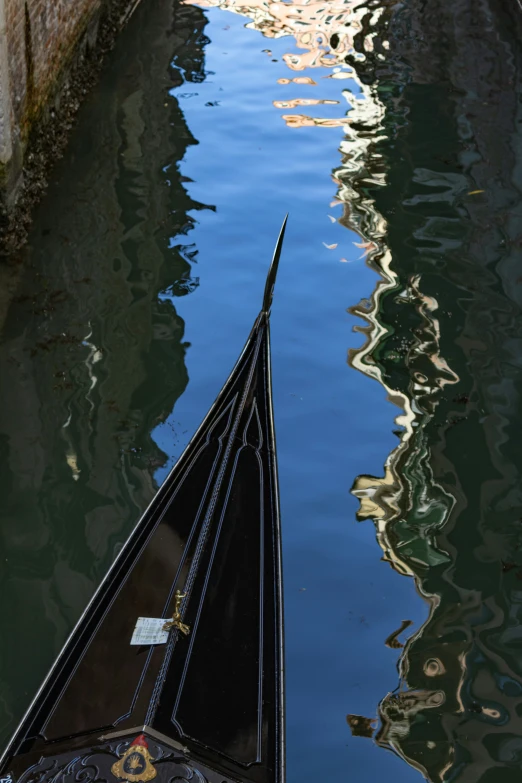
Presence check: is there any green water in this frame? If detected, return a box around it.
[2,0,522,779]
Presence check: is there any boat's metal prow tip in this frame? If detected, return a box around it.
[262,214,288,316]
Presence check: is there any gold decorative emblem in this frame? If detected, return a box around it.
[163,590,190,636]
[111,735,157,782]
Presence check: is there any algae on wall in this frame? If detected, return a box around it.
[0,0,17,208]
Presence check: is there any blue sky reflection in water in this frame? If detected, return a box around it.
[152,1,427,781]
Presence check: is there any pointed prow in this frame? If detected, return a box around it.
[262,214,288,315]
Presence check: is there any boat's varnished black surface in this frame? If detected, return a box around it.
[0,219,287,783]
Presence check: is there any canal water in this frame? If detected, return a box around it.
[2,0,522,779]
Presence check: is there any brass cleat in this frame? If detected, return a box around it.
[163,589,190,635]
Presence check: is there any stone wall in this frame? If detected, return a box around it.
[0,0,134,240]
[5,0,101,129]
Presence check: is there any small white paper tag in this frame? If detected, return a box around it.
[130,617,169,646]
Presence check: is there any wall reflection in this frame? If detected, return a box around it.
[350,0,522,780]
[0,0,211,749]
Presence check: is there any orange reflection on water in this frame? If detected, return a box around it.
[183,0,386,132]
[277,76,317,85]
[281,114,352,128]
[185,0,370,67]
[273,98,339,109]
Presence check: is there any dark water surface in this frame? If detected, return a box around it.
[2,0,522,779]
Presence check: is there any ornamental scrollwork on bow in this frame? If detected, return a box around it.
[17,743,210,783]
[20,755,109,783]
[167,764,207,782]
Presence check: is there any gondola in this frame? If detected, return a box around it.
[0,218,288,783]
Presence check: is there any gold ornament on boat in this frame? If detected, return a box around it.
[111,735,157,782]
[163,589,190,636]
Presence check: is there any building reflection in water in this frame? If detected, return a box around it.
[364,0,522,778]
[349,0,522,778]
[186,0,522,779]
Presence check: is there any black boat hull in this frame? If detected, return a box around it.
[0,221,287,783]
